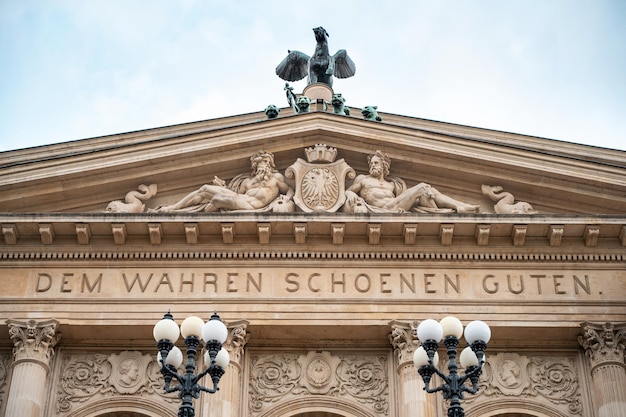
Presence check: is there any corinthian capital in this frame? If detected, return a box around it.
[578,322,626,370]
[7,319,61,367]
[388,320,419,366]
[225,320,249,368]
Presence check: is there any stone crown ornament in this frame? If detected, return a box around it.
[305,144,338,163]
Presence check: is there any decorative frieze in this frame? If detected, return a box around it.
[56,350,177,414]
[249,350,389,416]
[464,352,583,416]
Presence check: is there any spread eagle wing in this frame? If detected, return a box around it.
[332,49,356,79]
[275,50,310,82]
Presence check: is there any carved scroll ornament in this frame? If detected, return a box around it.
[249,350,388,416]
[56,351,177,414]
[464,352,582,415]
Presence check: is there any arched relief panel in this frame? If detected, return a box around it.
[248,350,389,417]
[461,352,585,417]
[52,350,179,417]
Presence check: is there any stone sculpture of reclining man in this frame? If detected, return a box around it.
[343,150,480,214]
[152,151,294,213]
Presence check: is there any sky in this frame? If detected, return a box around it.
[1,0,625,153]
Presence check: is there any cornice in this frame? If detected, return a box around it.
[1,213,624,262]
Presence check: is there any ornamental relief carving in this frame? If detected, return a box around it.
[55,350,177,415]
[463,352,582,416]
[249,350,389,416]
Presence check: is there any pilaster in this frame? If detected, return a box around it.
[389,320,435,417]
[579,322,626,417]
[202,320,249,417]
[5,319,61,417]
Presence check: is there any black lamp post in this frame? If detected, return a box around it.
[413,317,491,417]
[153,311,230,417]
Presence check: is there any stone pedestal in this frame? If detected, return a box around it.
[202,320,249,417]
[389,321,435,417]
[579,322,626,417]
[5,319,60,417]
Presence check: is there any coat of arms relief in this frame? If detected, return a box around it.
[105,145,535,215]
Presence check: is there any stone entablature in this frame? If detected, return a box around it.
[2,214,625,249]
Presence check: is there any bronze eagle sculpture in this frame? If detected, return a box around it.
[275,27,356,87]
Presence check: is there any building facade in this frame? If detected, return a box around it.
[1,85,625,417]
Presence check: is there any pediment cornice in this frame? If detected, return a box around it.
[1,112,625,214]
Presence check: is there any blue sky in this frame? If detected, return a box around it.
[1,0,625,152]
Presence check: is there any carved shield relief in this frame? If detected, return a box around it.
[286,145,355,213]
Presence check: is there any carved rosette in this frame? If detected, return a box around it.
[7,319,60,368]
[578,322,626,371]
[464,352,582,415]
[56,351,177,414]
[388,320,419,366]
[249,350,389,416]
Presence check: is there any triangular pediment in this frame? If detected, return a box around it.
[1,109,624,215]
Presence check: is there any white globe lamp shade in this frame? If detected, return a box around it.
[417,319,443,343]
[158,345,183,368]
[181,315,204,338]
[464,320,491,344]
[153,315,180,342]
[440,316,463,338]
[413,346,429,367]
[202,316,228,344]
[459,346,479,368]
[215,348,230,368]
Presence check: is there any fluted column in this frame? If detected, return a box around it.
[202,320,249,417]
[579,322,626,417]
[389,320,435,417]
[5,319,61,417]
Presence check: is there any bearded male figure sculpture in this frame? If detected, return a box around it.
[151,151,294,213]
[343,150,480,214]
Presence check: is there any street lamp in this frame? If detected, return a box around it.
[412,316,491,417]
[153,311,230,417]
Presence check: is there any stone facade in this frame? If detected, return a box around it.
[0,102,625,417]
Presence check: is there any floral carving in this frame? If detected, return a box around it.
[56,351,178,414]
[248,350,388,416]
[57,354,112,412]
[464,352,582,415]
[336,354,389,414]
[529,357,581,415]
